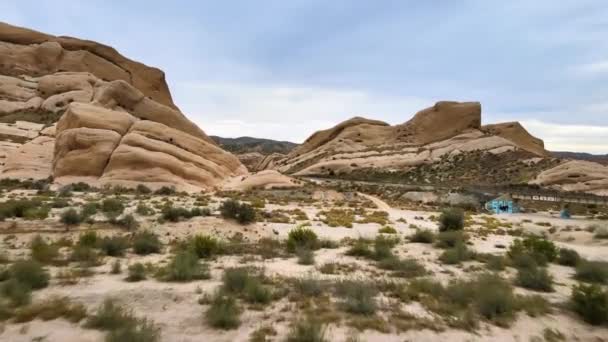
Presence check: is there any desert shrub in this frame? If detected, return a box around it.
[255,238,283,259]
[101,198,125,215]
[132,231,161,255]
[99,236,129,257]
[70,245,100,267]
[78,231,98,248]
[9,260,49,290]
[335,280,377,315]
[162,250,210,282]
[126,263,147,282]
[60,208,82,225]
[1,278,31,306]
[136,184,152,195]
[154,186,176,196]
[485,255,507,271]
[474,274,516,326]
[161,206,208,222]
[510,252,539,269]
[222,267,253,294]
[286,317,328,342]
[105,318,160,342]
[293,277,324,297]
[378,226,397,234]
[286,226,318,253]
[219,199,256,224]
[111,260,121,274]
[435,230,465,249]
[575,261,608,284]
[507,236,558,264]
[135,203,154,216]
[439,243,474,265]
[438,208,464,232]
[378,256,426,278]
[346,239,373,258]
[30,235,59,264]
[81,202,98,219]
[557,248,580,267]
[0,199,49,220]
[51,198,70,208]
[516,294,552,318]
[13,296,86,323]
[86,298,133,330]
[296,247,315,265]
[244,278,272,304]
[593,227,608,240]
[205,292,241,329]
[516,266,554,292]
[373,235,399,260]
[409,229,435,243]
[188,235,221,259]
[116,214,139,230]
[570,283,608,325]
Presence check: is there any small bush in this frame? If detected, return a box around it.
[13,296,87,323]
[99,236,129,257]
[508,236,558,264]
[116,214,139,230]
[435,231,465,249]
[101,198,125,215]
[126,263,147,282]
[60,208,82,225]
[378,226,397,234]
[30,235,59,264]
[293,277,324,297]
[474,274,516,326]
[244,278,272,304]
[570,283,608,325]
[222,267,253,294]
[9,260,49,289]
[154,186,176,196]
[70,245,101,267]
[0,199,49,220]
[346,239,373,258]
[106,318,160,342]
[219,199,256,224]
[132,231,161,255]
[287,226,318,253]
[335,280,377,315]
[286,317,328,342]
[575,261,608,284]
[296,247,315,265]
[516,266,554,292]
[86,298,133,330]
[135,203,154,216]
[81,202,98,219]
[378,256,426,278]
[205,292,241,329]
[557,248,580,267]
[78,231,98,248]
[189,235,221,259]
[409,229,435,243]
[439,243,473,265]
[1,278,31,306]
[111,260,121,274]
[163,250,210,282]
[136,184,152,195]
[438,208,465,232]
[486,255,507,271]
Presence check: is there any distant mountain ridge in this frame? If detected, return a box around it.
[551,151,608,165]
[210,136,298,155]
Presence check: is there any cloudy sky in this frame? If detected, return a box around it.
[2,1,608,153]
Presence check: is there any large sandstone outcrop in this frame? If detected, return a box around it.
[271,101,549,178]
[0,23,246,191]
[532,160,608,196]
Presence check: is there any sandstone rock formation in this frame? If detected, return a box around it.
[270,101,549,177]
[533,160,608,196]
[0,22,246,191]
[222,170,302,191]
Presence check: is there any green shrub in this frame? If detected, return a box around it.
[13,296,87,323]
[439,243,474,265]
[101,198,125,215]
[162,250,210,282]
[244,278,272,304]
[81,203,98,220]
[378,226,397,234]
[30,235,59,264]
[508,236,558,264]
[293,277,325,297]
[345,239,373,258]
[136,184,152,195]
[189,235,221,259]
[116,214,139,230]
[60,208,82,225]
[161,206,208,222]
[378,256,426,278]
[0,199,49,220]
[222,267,253,294]
[219,199,256,224]
[78,231,98,248]
[570,283,608,325]
[510,252,540,269]
[99,236,129,257]
[85,298,158,341]
[286,317,328,342]
[70,245,101,267]
[205,292,241,329]
[435,231,465,249]
[335,280,377,315]
[575,261,608,284]
[486,255,506,271]
[126,263,146,282]
[111,260,121,274]
[132,231,161,255]
[1,278,31,306]
[373,235,398,260]
[9,260,49,289]
[296,247,315,265]
[106,318,160,342]
[409,229,435,243]
[154,186,176,196]
[516,266,554,292]
[438,208,465,232]
[135,203,154,216]
[51,198,70,208]
[557,248,580,267]
[474,274,516,326]
[287,226,318,253]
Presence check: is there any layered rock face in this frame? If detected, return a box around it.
[0,22,246,191]
[270,101,550,178]
[533,160,608,196]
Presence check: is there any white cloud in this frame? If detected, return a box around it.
[173,82,432,142]
[521,119,608,153]
[575,60,608,74]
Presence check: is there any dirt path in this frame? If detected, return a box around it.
[358,192,391,211]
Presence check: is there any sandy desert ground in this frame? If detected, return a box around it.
[0,182,606,342]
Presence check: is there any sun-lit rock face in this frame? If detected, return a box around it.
[532,160,608,196]
[268,101,549,178]
[0,22,246,191]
